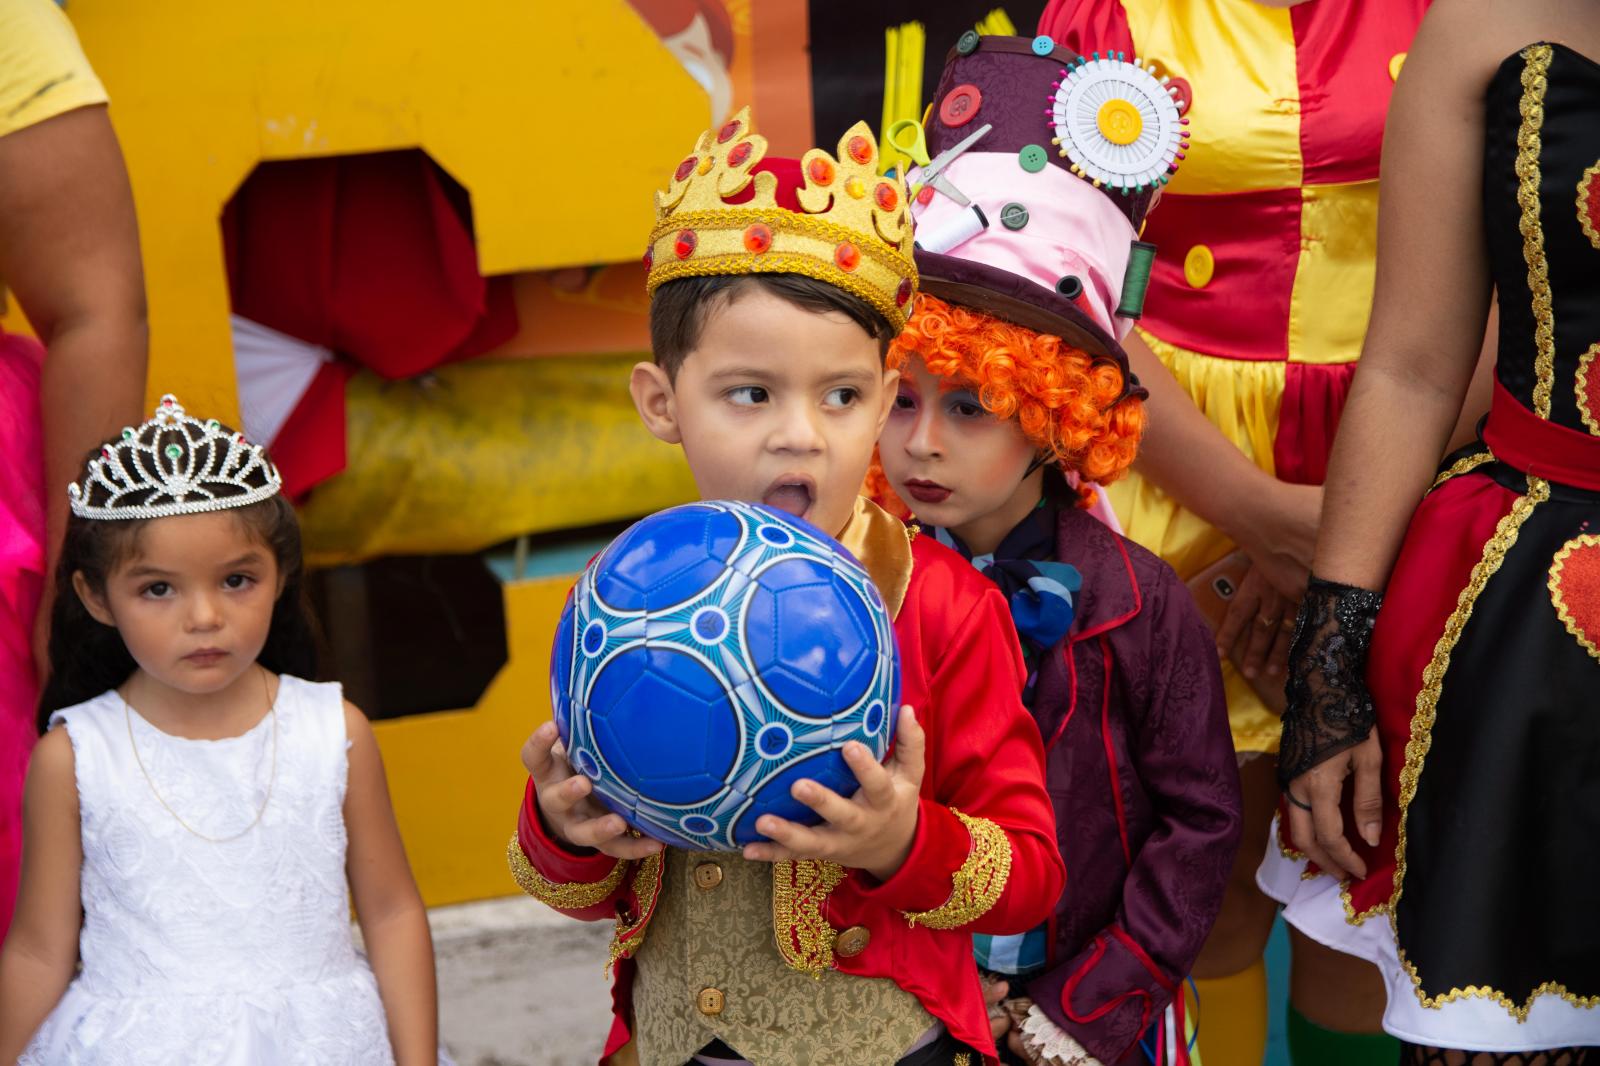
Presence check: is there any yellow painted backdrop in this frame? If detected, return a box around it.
[40,1,720,904]
[63,0,708,422]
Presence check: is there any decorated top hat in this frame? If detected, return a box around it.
[908,33,1190,395]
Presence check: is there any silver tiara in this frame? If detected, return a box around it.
[68,394,283,520]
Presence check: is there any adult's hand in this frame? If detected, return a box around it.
[1233,480,1322,602]
[1215,563,1294,684]
[1285,732,1384,882]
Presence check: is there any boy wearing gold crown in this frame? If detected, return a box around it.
[506,110,1066,1066]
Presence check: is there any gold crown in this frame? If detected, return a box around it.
[645,107,918,330]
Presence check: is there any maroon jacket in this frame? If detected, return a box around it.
[1024,507,1242,1065]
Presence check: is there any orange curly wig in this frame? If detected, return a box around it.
[867,292,1145,512]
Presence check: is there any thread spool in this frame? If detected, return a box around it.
[913,204,989,255]
[1055,275,1084,299]
[1116,240,1157,319]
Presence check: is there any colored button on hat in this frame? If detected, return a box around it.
[835,926,871,957]
[940,83,983,128]
[956,29,981,56]
[1031,34,1055,56]
[1184,244,1215,288]
[1000,202,1030,230]
[1018,144,1048,173]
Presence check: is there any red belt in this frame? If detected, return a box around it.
[1482,378,1600,492]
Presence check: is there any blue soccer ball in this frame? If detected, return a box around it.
[550,499,900,851]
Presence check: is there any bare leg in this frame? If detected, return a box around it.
[1289,927,1387,1033]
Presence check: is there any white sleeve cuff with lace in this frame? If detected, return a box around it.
[1018,1004,1103,1066]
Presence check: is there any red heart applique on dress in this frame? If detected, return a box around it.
[1550,534,1600,662]
[1581,162,1600,251]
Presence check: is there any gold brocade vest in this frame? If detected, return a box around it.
[630,848,935,1066]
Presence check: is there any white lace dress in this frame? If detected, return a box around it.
[23,675,396,1065]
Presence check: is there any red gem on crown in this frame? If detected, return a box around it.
[675,230,698,259]
[743,223,773,254]
[896,278,913,307]
[717,119,741,144]
[807,158,836,186]
[727,141,753,168]
[675,157,699,182]
[874,183,899,211]
[846,135,873,165]
[834,242,861,272]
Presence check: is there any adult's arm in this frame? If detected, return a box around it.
[1123,328,1323,600]
[1306,4,1494,593]
[1283,0,1499,880]
[0,103,148,606]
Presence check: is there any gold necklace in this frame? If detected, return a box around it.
[124,666,278,843]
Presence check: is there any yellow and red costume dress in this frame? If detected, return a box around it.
[1038,0,1429,752]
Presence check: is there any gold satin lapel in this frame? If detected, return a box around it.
[834,496,914,619]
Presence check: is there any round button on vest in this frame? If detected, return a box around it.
[956,30,981,56]
[697,988,725,1016]
[835,926,871,957]
[1000,202,1030,230]
[1184,244,1215,288]
[693,862,723,889]
[1018,144,1048,173]
[1031,34,1055,56]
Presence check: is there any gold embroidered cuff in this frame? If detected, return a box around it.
[506,833,627,909]
[902,809,1014,930]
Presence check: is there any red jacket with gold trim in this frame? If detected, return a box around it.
[511,532,1066,1064]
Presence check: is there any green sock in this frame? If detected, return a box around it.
[1286,1002,1399,1066]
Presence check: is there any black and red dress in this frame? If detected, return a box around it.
[1260,42,1600,1051]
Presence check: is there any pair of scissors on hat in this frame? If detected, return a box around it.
[886,119,992,207]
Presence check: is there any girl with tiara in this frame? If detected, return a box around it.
[872,38,1240,1066]
[0,396,443,1064]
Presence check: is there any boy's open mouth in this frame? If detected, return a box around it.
[761,476,815,518]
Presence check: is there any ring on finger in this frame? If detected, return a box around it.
[1256,614,1283,630]
[1286,791,1313,812]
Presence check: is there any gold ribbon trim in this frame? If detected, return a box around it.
[506,833,627,909]
[903,809,1013,930]
[607,851,665,975]
[772,859,848,976]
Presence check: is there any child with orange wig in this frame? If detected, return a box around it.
[875,34,1242,1066]
[870,292,1144,519]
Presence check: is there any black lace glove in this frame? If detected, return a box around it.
[1277,576,1385,791]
